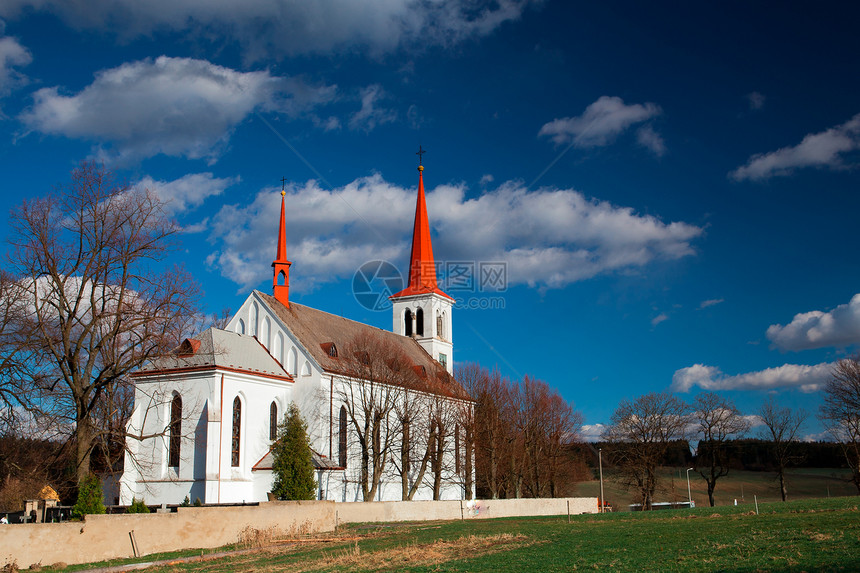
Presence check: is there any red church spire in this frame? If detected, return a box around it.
[391,159,452,300]
[272,185,292,307]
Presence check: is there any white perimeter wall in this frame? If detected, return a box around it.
[0,497,597,568]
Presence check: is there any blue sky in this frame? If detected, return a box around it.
[1,1,858,440]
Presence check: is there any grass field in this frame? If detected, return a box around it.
[574,466,858,509]
[38,495,860,573]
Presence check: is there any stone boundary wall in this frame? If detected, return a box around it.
[0,501,334,569]
[335,497,598,524]
[0,497,597,568]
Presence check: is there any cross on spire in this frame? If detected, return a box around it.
[416,145,426,167]
[280,176,287,195]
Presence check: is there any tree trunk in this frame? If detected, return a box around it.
[464,426,474,500]
[75,414,94,486]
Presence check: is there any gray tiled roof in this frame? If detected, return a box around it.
[257,292,470,401]
[135,327,290,380]
[252,448,343,471]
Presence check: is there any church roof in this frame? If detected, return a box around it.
[252,448,343,472]
[391,165,453,301]
[257,292,470,401]
[134,327,292,381]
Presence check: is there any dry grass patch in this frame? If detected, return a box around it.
[230,532,533,573]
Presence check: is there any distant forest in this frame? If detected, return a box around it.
[580,440,850,472]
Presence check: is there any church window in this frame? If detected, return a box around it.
[301,361,311,376]
[277,270,286,286]
[404,309,413,336]
[275,331,284,365]
[262,316,271,349]
[289,347,298,375]
[439,353,448,370]
[250,303,258,337]
[269,401,278,441]
[169,394,182,468]
[436,312,444,338]
[231,397,242,467]
[237,319,245,335]
[416,308,424,336]
[338,406,348,468]
[320,342,338,357]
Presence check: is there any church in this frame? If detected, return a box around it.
[119,162,474,505]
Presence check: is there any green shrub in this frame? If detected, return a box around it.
[72,474,105,519]
[271,403,317,500]
[127,497,150,513]
[180,495,191,507]
[193,497,203,506]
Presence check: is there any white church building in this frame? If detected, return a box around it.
[119,163,473,505]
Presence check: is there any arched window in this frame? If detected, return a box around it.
[416,308,424,336]
[436,311,443,338]
[262,316,271,349]
[404,309,413,336]
[289,347,298,375]
[231,397,242,467]
[277,270,286,286]
[237,318,245,335]
[338,406,348,468]
[169,394,182,468]
[275,331,284,365]
[250,303,258,337]
[301,361,311,376]
[269,401,278,441]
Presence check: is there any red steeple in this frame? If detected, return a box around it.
[391,164,452,300]
[272,189,291,307]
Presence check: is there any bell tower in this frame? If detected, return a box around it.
[272,181,292,307]
[390,151,454,374]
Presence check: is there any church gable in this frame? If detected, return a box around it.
[257,292,469,401]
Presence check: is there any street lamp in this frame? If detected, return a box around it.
[686,467,694,507]
[598,448,605,513]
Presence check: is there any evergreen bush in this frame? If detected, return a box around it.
[127,497,150,513]
[72,474,105,519]
[271,403,317,500]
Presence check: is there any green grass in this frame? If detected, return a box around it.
[40,496,860,573]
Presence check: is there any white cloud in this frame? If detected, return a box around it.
[671,362,833,393]
[766,293,860,351]
[349,84,396,132]
[651,313,669,327]
[0,33,31,112]
[207,174,703,292]
[747,91,765,110]
[730,113,860,181]
[0,0,539,60]
[636,125,666,157]
[538,95,662,148]
[18,56,337,163]
[134,172,239,217]
[698,298,724,310]
[580,424,606,442]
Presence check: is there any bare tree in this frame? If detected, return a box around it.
[604,392,688,509]
[458,364,507,499]
[390,385,434,501]
[425,391,457,499]
[758,397,807,501]
[692,392,750,506]
[1,161,201,486]
[335,333,404,501]
[820,357,860,494]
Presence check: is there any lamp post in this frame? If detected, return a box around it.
[599,448,605,513]
[686,467,694,507]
